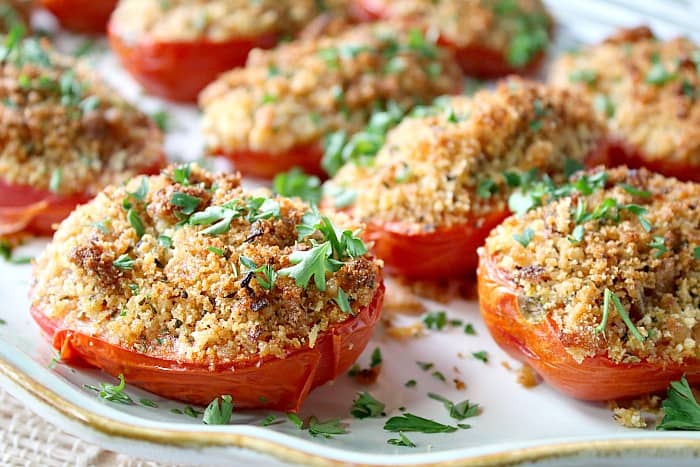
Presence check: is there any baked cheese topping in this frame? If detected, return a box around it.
[31,165,382,364]
[482,167,700,365]
[0,36,163,195]
[200,23,462,156]
[327,79,604,232]
[550,27,700,166]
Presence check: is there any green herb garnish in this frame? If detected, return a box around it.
[384,413,457,433]
[203,395,233,425]
[657,376,700,430]
[350,392,386,419]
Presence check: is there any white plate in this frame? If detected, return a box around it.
[3,1,700,465]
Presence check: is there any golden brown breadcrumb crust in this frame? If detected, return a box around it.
[111,0,348,42]
[327,79,604,232]
[550,27,700,166]
[0,38,163,195]
[482,167,700,365]
[361,0,551,65]
[199,22,462,155]
[30,165,382,364]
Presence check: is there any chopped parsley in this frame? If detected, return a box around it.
[404,379,417,388]
[139,398,158,408]
[432,371,446,382]
[49,167,62,193]
[384,413,457,433]
[645,61,676,86]
[0,240,31,264]
[472,351,489,363]
[463,323,476,335]
[593,94,615,118]
[126,209,145,238]
[273,168,322,205]
[427,393,480,421]
[239,256,277,290]
[84,374,133,405]
[416,361,433,371]
[595,288,645,343]
[657,376,700,430]
[170,192,201,216]
[333,288,352,314]
[568,68,597,85]
[694,246,700,260]
[158,235,172,248]
[207,246,225,257]
[513,228,534,247]
[350,392,386,419]
[370,347,382,368]
[649,236,667,258]
[113,254,135,270]
[387,432,416,448]
[476,178,499,199]
[203,395,233,425]
[262,415,282,426]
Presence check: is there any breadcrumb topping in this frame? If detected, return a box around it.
[30,165,382,364]
[328,79,604,232]
[199,22,462,156]
[361,0,551,66]
[0,38,163,195]
[550,27,700,166]
[482,167,700,365]
[111,0,347,42]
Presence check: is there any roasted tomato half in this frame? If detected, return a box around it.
[108,22,278,102]
[605,139,700,184]
[364,210,510,280]
[32,282,384,411]
[41,0,117,33]
[213,144,326,180]
[477,252,700,400]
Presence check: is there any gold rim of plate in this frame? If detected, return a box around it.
[3,357,700,466]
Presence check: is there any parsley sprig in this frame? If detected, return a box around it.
[428,393,480,421]
[203,395,234,425]
[384,413,458,433]
[657,376,700,430]
[350,392,386,419]
[84,374,133,405]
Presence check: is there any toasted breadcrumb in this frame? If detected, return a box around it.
[517,364,540,388]
[550,27,700,167]
[200,22,461,156]
[383,281,426,315]
[612,407,647,428]
[31,165,382,364]
[0,38,162,195]
[362,0,551,65]
[482,167,700,365]
[328,79,604,232]
[110,0,347,42]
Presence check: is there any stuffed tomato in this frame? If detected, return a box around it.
[350,0,552,78]
[325,79,607,280]
[30,164,385,410]
[550,27,700,182]
[41,0,116,33]
[0,34,164,237]
[478,166,700,400]
[108,0,346,102]
[199,22,463,179]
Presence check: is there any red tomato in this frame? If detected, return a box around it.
[605,139,700,183]
[0,179,92,237]
[477,252,700,400]
[350,0,547,78]
[0,158,164,237]
[214,144,326,180]
[363,209,510,280]
[31,282,385,411]
[41,0,117,34]
[108,22,278,102]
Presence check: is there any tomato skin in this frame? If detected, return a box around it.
[477,252,700,400]
[350,0,547,78]
[363,209,510,280]
[214,144,326,180]
[31,282,384,411]
[0,157,164,237]
[41,0,117,34]
[605,139,700,183]
[108,23,278,102]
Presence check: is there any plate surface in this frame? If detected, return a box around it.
[3,1,700,465]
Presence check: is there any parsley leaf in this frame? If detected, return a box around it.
[513,228,534,247]
[333,288,352,313]
[203,395,234,425]
[657,376,700,430]
[85,373,133,405]
[472,351,489,363]
[370,347,382,368]
[387,432,416,447]
[384,413,457,433]
[278,242,340,291]
[308,417,348,438]
[113,254,135,270]
[273,168,322,205]
[427,393,480,420]
[350,392,386,419]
